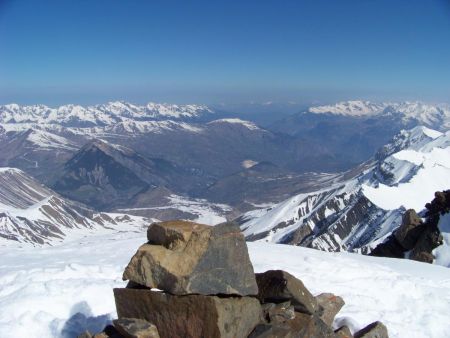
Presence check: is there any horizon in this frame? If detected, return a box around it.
[1,0,450,105]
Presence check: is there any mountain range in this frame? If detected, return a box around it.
[1,100,450,255]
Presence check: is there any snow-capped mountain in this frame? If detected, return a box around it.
[309,100,387,116]
[238,126,450,260]
[0,102,215,127]
[308,100,450,129]
[0,167,148,245]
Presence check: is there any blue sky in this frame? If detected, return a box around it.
[1,0,450,106]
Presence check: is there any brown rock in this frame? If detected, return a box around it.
[249,312,336,338]
[335,325,353,338]
[394,209,423,250]
[315,293,345,326]
[410,251,435,263]
[261,301,295,324]
[113,318,160,338]
[247,324,293,337]
[114,288,261,338]
[255,270,318,314]
[354,321,389,338]
[123,221,258,296]
[92,325,124,338]
[77,331,93,338]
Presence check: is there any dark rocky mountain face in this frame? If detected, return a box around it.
[268,112,416,170]
[52,142,150,209]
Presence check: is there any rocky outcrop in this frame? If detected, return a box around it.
[371,190,449,263]
[82,219,389,338]
[123,220,258,296]
[394,209,424,250]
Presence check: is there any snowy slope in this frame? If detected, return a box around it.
[0,231,449,338]
[0,168,149,245]
[239,126,450,255]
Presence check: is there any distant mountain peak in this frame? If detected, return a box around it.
[0,101,216,127]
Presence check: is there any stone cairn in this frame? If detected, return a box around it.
[81,220,389,338]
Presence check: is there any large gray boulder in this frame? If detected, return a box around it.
[114,288,261,338]
[123,220,258,296]
[255,270,318,315]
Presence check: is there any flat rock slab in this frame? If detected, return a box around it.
[123,221,258,296]
[315,293,345,326]
[354,321,389,338]
[113,318,160,338]
[114,288,261,338]
[255,270,318,315]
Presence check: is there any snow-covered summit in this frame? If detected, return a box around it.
[208,118,260,130]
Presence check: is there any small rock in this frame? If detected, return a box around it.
[113,318,160,338]
[354,321,389,338]
[394,209,423,250]
[335,325,353,338]
[261,301,295,324]
[114,288,261,338]
[77,331,93,338]
[315,293,345,326]
[92,325,124,338]
[255,270,318,314]
[123,221,258,296]
[410,251,434,263]
[247,323,292,337]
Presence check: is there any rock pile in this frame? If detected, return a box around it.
[83,220,389,338]
[371,190,450,263]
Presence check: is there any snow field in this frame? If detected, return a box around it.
[1,230,449,338]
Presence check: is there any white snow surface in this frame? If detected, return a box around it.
[118,194,231,225]
[362,132,450,211]
[0,232,449,338]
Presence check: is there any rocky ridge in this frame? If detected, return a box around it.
[81,220,388,338]
[371,190,450,264]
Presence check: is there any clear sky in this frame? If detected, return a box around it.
[1,0,450,106]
